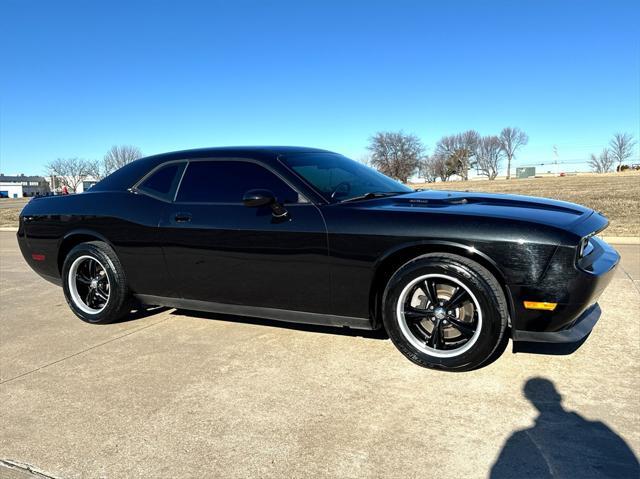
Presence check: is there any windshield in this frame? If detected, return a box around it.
[280,152,412,203]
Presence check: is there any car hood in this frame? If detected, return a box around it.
[372,190,605,235]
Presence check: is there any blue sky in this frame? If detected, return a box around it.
[1,0,639,175]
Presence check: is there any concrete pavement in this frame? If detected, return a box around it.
[1,232,638,478]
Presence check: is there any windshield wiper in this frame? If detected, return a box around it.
[339,191,409,203]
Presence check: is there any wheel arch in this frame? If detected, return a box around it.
[369,241,514,329]
[57,229,115,274]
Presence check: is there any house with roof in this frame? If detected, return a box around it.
[0,174,51,198]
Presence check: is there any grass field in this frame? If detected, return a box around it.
[0,198,27,229]
[1,172,638,236]
[412,171,640,237]
[0,208,21,228]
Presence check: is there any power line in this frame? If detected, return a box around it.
[519,157,640,167]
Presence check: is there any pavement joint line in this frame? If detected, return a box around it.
[0,316,171,385]
[625,272,640,294]
[614,263,640,294]
[523,431,556,477]
[0,459,61,479]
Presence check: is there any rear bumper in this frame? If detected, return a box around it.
[17,222,63,286]
[512,303,600,343]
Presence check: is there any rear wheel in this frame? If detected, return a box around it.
[382,253,508,371]
[62,241,132,324]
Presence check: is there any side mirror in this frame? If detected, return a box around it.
[242,189,276,208]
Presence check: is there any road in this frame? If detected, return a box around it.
[0,231,638,478]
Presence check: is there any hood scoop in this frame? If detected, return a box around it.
[393,192,584,215]
[403,196,469,207]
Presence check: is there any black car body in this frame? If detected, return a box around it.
[18,147,619,370]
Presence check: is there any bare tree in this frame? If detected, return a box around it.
[600,148,615,172]
[103,145,143,177]
[499,127,528,180]
[588,149,615,174]
[417,156,437,183]
[476,136,504,180]
[85,159,102,180]
[367,132,423,183]
[434,135,456,160]
[357,155,372,167]
[458,130,481,179]
[427,153,454,182]
[609,133,636,171]
[434,130,479,180]
[46,158,93,192]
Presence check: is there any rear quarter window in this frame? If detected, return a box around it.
[137,162,186,201]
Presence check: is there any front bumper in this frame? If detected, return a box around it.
[510,237,619,344]
[513,303,601,343]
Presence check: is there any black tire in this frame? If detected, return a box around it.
[382,253,508,371]
[61,241,132,324]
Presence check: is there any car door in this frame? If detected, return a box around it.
[161,158,331,314]
[119,160,188,298]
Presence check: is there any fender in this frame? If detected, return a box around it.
[375,239,507,284]
[57,228,118,273]
[369,239,512,330]
[59,228,114,251]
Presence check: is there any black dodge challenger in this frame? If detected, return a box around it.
[18,147,619,370]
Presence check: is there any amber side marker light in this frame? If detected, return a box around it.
[523,301,557,311]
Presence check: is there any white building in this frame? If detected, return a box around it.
[0,174,51,198]
[48,175,99,194]
[76,178,99,193]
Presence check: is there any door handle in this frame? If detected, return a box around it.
[174,212,192,223]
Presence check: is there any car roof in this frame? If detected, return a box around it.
[91,146,336,192]
[145,146,332,161]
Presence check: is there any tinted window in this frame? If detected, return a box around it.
[176,161,299,203]
[138,162,185,200]
[281,152,411,202]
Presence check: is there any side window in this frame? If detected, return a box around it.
[291,165,357,195]
[138,162,186,201]
[175,161,300,203]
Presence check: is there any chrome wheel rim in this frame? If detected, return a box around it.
[68,255,110,314]
[396,274,482,358]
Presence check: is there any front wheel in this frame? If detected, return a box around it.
[382,253,508,371]
[62,241,132,324]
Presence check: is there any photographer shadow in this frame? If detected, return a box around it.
[490,377,639,478]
